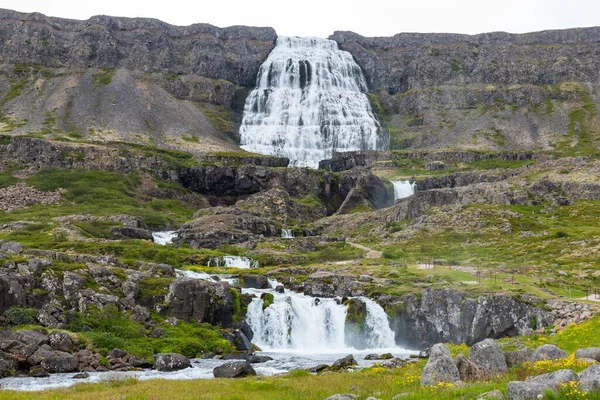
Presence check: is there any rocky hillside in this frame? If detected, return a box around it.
[331,29,600,153]
[0,9,276,153]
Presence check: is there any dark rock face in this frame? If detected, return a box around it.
[0,9,276,86]
[331,29,600,151]
[213,361,256,378]
[378,289,553,348]
[153,353,191,372]
[166,278,233,327]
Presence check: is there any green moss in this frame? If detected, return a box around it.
[260,293,274,310]
[4,308,39,325]
[138,277,174,297]
[73,220,121,239]
[93,69,115,87]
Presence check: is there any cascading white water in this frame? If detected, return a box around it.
[392,180,416,201]
[245,288,396,352]
[208,256,258,269]
[281,229,294,239]
[152,231,177,245]
[240,36,388,168]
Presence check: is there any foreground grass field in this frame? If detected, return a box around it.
[4,317,600,400]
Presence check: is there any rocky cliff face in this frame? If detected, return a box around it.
[0,9,276,152]
[330,29,600,152]
[376,289,553,348]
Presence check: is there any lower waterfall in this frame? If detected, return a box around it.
[245,288,396,352]
[392,180,416,201]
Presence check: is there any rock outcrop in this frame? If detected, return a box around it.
[166,278,234,328]
[420,343,460,386]
[378,289,552,348]
[213,361,256,378]
[331,28,600,152]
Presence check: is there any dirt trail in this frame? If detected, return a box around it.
[347,242,382,259]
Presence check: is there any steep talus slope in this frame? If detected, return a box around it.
[0,9,276,152]
[330,29,600,152]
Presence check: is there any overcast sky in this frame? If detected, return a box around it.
[1,0,598,38]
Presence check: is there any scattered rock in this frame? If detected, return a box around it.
[469,339,507,376]
[506,369,578,400]
[332,354,358,370]
[40,352,79,373]
[213,361,257,378]
[324,395,358,400]
[420,343,460,386]
[575,347,600,362]
[455,353,484,381]
[532,344,568,361]
[153,353,191,372]
[579,363,600,393]
[504,347,533,368]
[72,372,90,379]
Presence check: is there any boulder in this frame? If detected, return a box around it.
[48,332,74,352]
[332,354,358,370]
[240,275,269,289]
[575,347,600,362]
[62,272,87,303]
[41,351,79,373]
[325,395,358,400]
[37,302,66,328]
[130,305,150,323]
[73,372,90,379]
[166,278,233,327]
[213,361,257,378]
[275,285,285,294]
[153,353,191,372]
[506,369,579,400]
[469,339,507,376]
[532,344,568,361]
[0,354,17,377]
[247,355,273,364]
[504,347,533,368]
[1,241,24,254]
[110,226,153,241]
[420,343,460,386]
[455,353,484,381]
[579,364,600,393]
[26,345,54,366]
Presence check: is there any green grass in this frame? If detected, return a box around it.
[93,69,115,87]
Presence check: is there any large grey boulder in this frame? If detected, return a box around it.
[579,364,600,393]
[420,343,460,386]
[153,353,191,372]
[1,241,24,254]
[469,339,507,376]
[575,347,600,362]
[455,353,484,381]
[506,369,579,400]
[40,351,79,373]
[504,347,533,368]
[213,361,256,378]
[532,344,568,361]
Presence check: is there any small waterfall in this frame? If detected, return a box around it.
[362,297,396,348]
[175,269,239,286]
[392,180,416,201]
[281,229,294,239]
[208,256,258,269]
[245,288,397,352]
[240,36,388,168]
[152,231,177,245]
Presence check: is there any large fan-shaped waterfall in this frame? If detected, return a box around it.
[240,36,388,168]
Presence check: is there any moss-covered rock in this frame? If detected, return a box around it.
[261,293,274,310]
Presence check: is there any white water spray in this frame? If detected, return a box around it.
[240,36,388,168]
[152,231,177,245]
[245,288,396,352]
[208,256,258,269]
[281,229,294,239]
[392,180,416,201]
